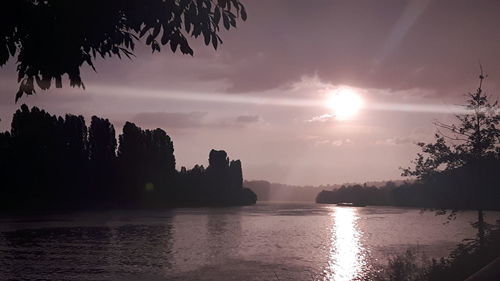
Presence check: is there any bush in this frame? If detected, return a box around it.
[373,222,500,281]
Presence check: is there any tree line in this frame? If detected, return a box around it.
[315,175,500,211]
[244,180,327,202]
[0,105,256,211]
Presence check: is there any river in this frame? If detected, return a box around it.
[1,202,498,281]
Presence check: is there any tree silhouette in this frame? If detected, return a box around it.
[0,129,12,206]
[143,128,176,199]
[10,105,59,206]
[206,149,230,191]
[89,116,116,164]
[0,0,247,101]
[117,122,177,206]
[0,105,256,210]
[89,116,117,203]
[5,105,90,208]
[402,69,500,247]
[60,114,89,202]
[229,160,243,189]
[118,122,149,205]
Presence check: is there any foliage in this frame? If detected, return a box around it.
[372,222,500,281]
[402,74,499,181]
[245,180,324,202]
[316,170,500,211]
[401,72,499,245]
[373,248,429,281]
[0,105,256,210]
[0,0,247,101]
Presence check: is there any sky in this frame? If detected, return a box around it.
[1,0,500,186]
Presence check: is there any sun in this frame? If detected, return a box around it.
[326,88,364,120]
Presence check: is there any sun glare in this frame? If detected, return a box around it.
[326,88,364,120]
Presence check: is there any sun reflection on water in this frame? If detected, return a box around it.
[325,207,366,281]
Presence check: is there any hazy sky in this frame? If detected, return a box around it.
[1,0,500,185]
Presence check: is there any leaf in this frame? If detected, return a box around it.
[228,12,236,27]
[203,28,210,45]
[15,89,23,103]
[7,41,16,56]
[214,7,221,24]
[211,33,218,49]
[16,77,36,102]
[170,40,178,52]
[35,75,51,90]
[26,76,34,92]
[240,5,247,21]
[222,13,230,30]
[218,0,228,9]
[139,26,149,38]
[180,37,194,55]
[151,41,161,53]
[161,30,170,45]
[152,24,161,39]
[193,23,202,37]
[146,34,153,45]
[55,76,62,88]
[85,55,96,70]
[184,13,191,33]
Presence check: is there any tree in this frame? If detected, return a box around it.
[60,114,89,199]
[88,116,117,202]
[144,128,176,191]
[117,122,177,205]
[229,159,243,189]
[0,0,247,101]
[89,116,116,163]
[0,106,257,209]
[0,129,12,206]
[403,69,500,247]
[117,122,147,204]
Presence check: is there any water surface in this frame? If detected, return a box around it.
[1,202,497,281]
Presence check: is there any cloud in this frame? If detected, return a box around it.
[131,112,262,131]
[213,0,500,97]
[311,138,352,147]
[132,112,207,129]
[236,115,260,123]
[376,136,417,146]
[307,114,335,123]
[5,0,498,104]
[3,0,500,105]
